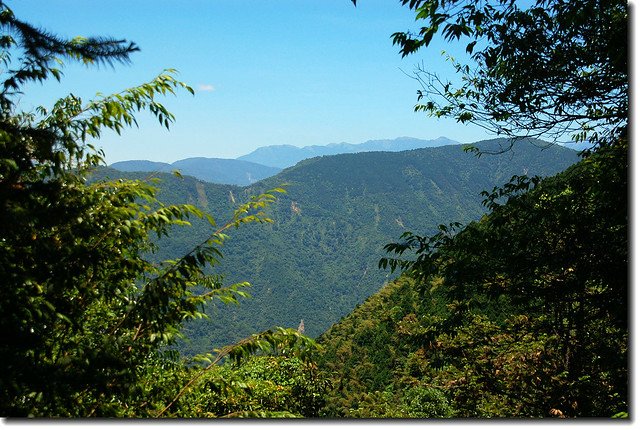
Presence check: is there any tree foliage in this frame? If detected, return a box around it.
[321,141,627,417]
[353,0,627,150]
[389,141,627,416]
[0,1,322,417]
[337,0,629,419]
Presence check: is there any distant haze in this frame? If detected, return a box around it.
[110,158,281,186]
[237,136,459,168]
[110,136,459,185]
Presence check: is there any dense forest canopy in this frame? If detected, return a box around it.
[0,0,629,419]
[319,140,627,417]
[331,0,628,418]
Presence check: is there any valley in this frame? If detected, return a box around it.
[99,138,580,354]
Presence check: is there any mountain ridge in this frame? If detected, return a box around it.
[237,136,459,168]
[110,157,281,186]
[108,136,458,185]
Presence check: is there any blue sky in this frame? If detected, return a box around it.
[13,0,497,163]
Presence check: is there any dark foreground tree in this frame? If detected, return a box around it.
[381,140,628,416]
[353,0,627,150]
[0,2,324,417]
[364,0,628,418]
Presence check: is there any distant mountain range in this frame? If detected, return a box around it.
[237,136,459,168]
[109,137,460,185]
[110,157,282,186]
[108,137,593,188]
[109,137,458,186]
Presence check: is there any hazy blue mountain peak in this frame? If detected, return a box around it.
[237,136,461,168]
[109,157,281,186]
[109,160,173,173]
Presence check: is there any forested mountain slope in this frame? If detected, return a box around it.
[96,139,579,354]
[316,142,627,417]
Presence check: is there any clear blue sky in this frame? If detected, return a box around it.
[12,0,496,163]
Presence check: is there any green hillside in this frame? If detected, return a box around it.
[316,142,627,417]
[98,139,579,355]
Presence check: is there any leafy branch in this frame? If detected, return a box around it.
[156,326,319,417]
